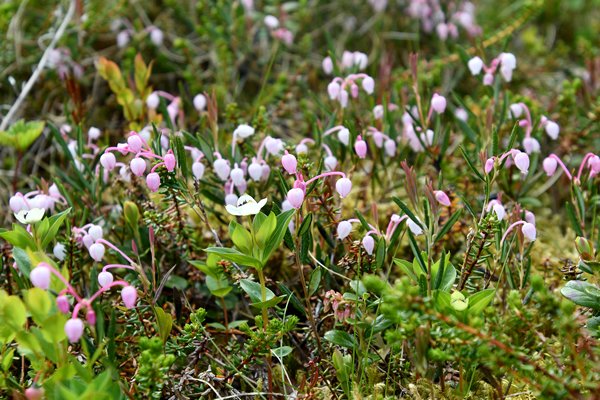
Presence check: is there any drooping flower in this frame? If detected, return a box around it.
[337,221,353,240]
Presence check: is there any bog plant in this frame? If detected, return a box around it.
[0,0,599,399]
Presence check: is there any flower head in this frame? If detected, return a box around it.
[225,194,268,216]
[15,208,45,224]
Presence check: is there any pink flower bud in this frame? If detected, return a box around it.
[339,90,349,108]
[351,83,359,98]
[542,157,558,176]
[30,265,51,289]
[82,234,94,249]
[492,203,506,220]
[296,143,308,154]
[287,188,305,209]
[436,23,449,41]
[130,157,146,177]
[89,243,105,262]
[57,295,70,313]
[509,103,523,118]
[354,136,367,158]
[261,164,271,180]
[513,152,530,174]
[522,137,540,154]
[265,137,284,155]
[324,156,338,171]
[213,158,231,181]
[100,153,116,171]
[88,225,103,241]
[525,211,536,225]
[193,94,207,111]
[335,178,352,198]
[127,135,143,153]
[225,193,238,206]
[53,243,66,261]
[483,73,494,86]
[362,76,375,94]
[25,387,44,400]
[327,81,341,100]
[164,152,176,172]
[589,156,600,173]
[248,161,263,181]
[431,93,447,114]
[230,164,245,186]
[192,162,205,179]
[86,309,96,325]
[384,139,396,157]
[544,121,559,140]
[322,56,333,75]
[373,105,384,120]
[9,194,27,213]
[65,318,84,343]
[434,190,451,206]
[467,57,483,75]
[121,286,137,309]
[337,128,350,145]
[147,92,160,109]
[362,235,375,255]
[234,124,255,139]
[281,152,298,174]
[337,221,352,240]
[499,65,513,82]
[485,157,495,174]
[522,222,536,241]
[98,271,114,288]
[146,172,160,192]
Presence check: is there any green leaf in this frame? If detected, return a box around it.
[205,275,232,298]
[0,120,45,151]
[0,224,37,250]
[435,209,463,243]
[154,307,173,344]
[261,209,295,264]
[271,346,293,358]
[255,212,276,248]
[40,208,71,249]
[561,281,600,309]
[468,289,495,314]
[324,329,357,349]
[24,288,52,325]
[297,213,313,237]
[205,247,263,269]
[459,146,485,182]
[231,222,253,254]
[239,279,282,309]
[308,267,321,296]
[450,291,469,311]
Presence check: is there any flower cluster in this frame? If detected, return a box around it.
[406,0,481,39]
[323,290,355,323]
[327,73,375,108]
[100,131,176,192]
[10,183,66,214]
[264,15,294,45]
[322,51,369,75]
[485,149,530,175]
[468,52,517,85]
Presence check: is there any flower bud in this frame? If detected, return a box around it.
[234,124,255,139]
[100,153,117,171]
[30,265,51,289]
[225,193,238,206]
[127,135,144,153]
[354,136,367,158]
[384,139,396,157]
[56,295,70,313]
[431,93,447,114]
[492,203,506,221]
[544,121,559,140]
[407,218,423,236]
[500,52,517,70]
[98,271,114,288]
[281,152,297,174]
[248,160,263,181]
[164,152,176,172]
[287,188,305,209]
[322,56,333,75]
[86,309,96,325]
[213,158,231,181]
[9,194,27,213]
[264,15,279,29]
[350,83,359,98]
[82,234,94,249]
[467,56,483,75]
[513,152,530,174]
[230,164,245,186]
[88,225,103,241]
[362,76,375,94]
[362,235,375,255]
[483,72,494,86]
[193,94,207,111]
[25,387,44,400]
[499,65,513,82]
[337,221,352,240]
[150,28,163,46]
[88,127,101,141]
[324,155,337,171]
[522,222,536,241]
[522,137,540,154]
[121,286,138,309]
[509,103,523,118]
[335,177,352,198]
[130,157,146,176]
[434,190,451,206]
[575,237,594,260]
[53,243,66,261]
[147,172,161,192]
[525,211,536,225]
[484,157,495,174]
[65,318,84,343]
[265,137,284,155]
[337,128,350,145]
[339,90,349,108]
[296,143,308,154]
[89,243,105,262]
[147,92,160,109]
[373,105,384,120]
[192,162,205,179]
[327,81,341,100]
[543,157,558,176]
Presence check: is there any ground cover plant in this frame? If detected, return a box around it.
[1,0,599,398]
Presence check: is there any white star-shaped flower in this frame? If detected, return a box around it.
[225,195,267,216]
[14,208,45,224]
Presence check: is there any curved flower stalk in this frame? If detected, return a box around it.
[9,183,66,214]
[28,262,137,343]
[322,51,368,75]
[366,127,397,157]
[508,102,560,153]
[101,131,177,192]
[468,52,516,85]
[285,166,352,209]
[542,152,600,183]
[500,220,537,244]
